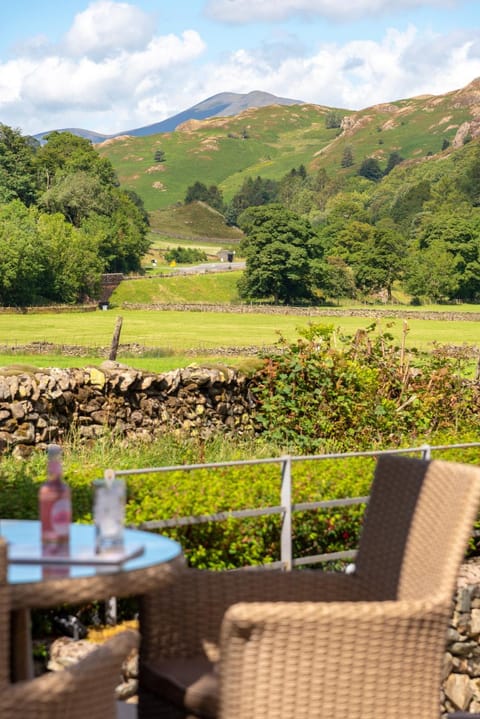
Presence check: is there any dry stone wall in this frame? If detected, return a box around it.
[444,562,480,714]
[0,362,256,457]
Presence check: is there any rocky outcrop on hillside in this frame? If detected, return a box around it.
[453,118,480,147]
[0,362,256,457]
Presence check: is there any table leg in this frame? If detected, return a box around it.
[11,608,34,681]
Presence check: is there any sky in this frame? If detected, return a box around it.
[0,0,480,136]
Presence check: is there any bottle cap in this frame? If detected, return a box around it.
[104,468,115,486]
[47,443,62,459]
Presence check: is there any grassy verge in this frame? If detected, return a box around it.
[0,353,253,372]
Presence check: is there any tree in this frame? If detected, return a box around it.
[341,146,354,168]
[37,212,103,303]
[227,176,278,224]
[310,256,356,301]
[81,191,150,273]
[0,201,102,306]
[0,124,38,205]
[325,111,342,129]
[404,241,460,302]
[165,247,208,264]
[317,191,371,253]
[353,219,407,300]
[390,180,431,225]
[39,171,110,226]
[0,202,47,306]
[383,152,404,176]
[358,157,383,182]
[237,204,322,304]
[411,210,480,301]
[184,181,224,212]
[154,149,165,163]
[35,131,116,190]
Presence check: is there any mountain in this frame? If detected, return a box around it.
[33,91,304,144]
[95,77,480,212]
[120,91,304,138]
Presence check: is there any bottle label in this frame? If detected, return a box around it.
[51,498,71,536]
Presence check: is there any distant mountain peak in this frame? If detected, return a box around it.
[33,91,305,144]
[118,91,304,139]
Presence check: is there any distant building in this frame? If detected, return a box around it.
[217,250,235,263]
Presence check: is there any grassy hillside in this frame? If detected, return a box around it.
[97,79,480,213]
[97,104,349,210]
[112,271,243,304]
[149,201,244,242]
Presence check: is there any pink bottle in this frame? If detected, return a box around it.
[39,444,72,552]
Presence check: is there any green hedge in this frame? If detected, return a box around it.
[2,434,480,570]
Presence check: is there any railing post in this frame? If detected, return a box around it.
[280,455,293,571]
[421,444,432,460]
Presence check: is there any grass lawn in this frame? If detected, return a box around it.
[0,308,478,366]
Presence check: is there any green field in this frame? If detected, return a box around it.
[112,271,244,304]
[0,307,478,373]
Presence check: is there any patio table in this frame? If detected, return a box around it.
[1,519,183,680]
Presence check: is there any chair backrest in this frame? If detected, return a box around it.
[0,538,10,688]
[354,455,480,600]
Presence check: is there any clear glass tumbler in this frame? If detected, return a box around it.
[93,470,126,554]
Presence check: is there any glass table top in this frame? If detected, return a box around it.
[0,519,182,584]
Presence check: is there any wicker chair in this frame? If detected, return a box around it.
[0,538,139,719]
[138,455,480,719]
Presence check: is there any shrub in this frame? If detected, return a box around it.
[250,323,479,453]
[164,246,208,264]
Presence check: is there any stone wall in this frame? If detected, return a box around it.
[444,562,480,714]
[0,362,256,457]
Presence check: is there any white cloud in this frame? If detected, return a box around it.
[191,24,480,110]
[205,0,457,23]
[64,0,154,59]
[0,1,210,133]
[0,0,478,136]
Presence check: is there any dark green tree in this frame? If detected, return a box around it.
[390,180,431,224]
[227,176,278,224]
[237,204,322,304]
[0,124,38,205]
[403,240,460,302]
[0,201,102,306]
[353,219,407,300]
[154,149,166,163]
[383,152,404,176]
[411,210,480,300]
[358,157,383,182]
[184,181,224,212]
[341,146,354,168]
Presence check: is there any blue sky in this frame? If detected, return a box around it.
[0,0,479,136]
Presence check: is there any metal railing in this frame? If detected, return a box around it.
[115,441,480,571]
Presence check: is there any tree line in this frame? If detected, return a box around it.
[184,140,480,305]
[0,125,149,306]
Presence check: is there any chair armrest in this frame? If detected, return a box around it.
[4,629,138,719]
[139,567,365,660]
[219,598,452,719]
